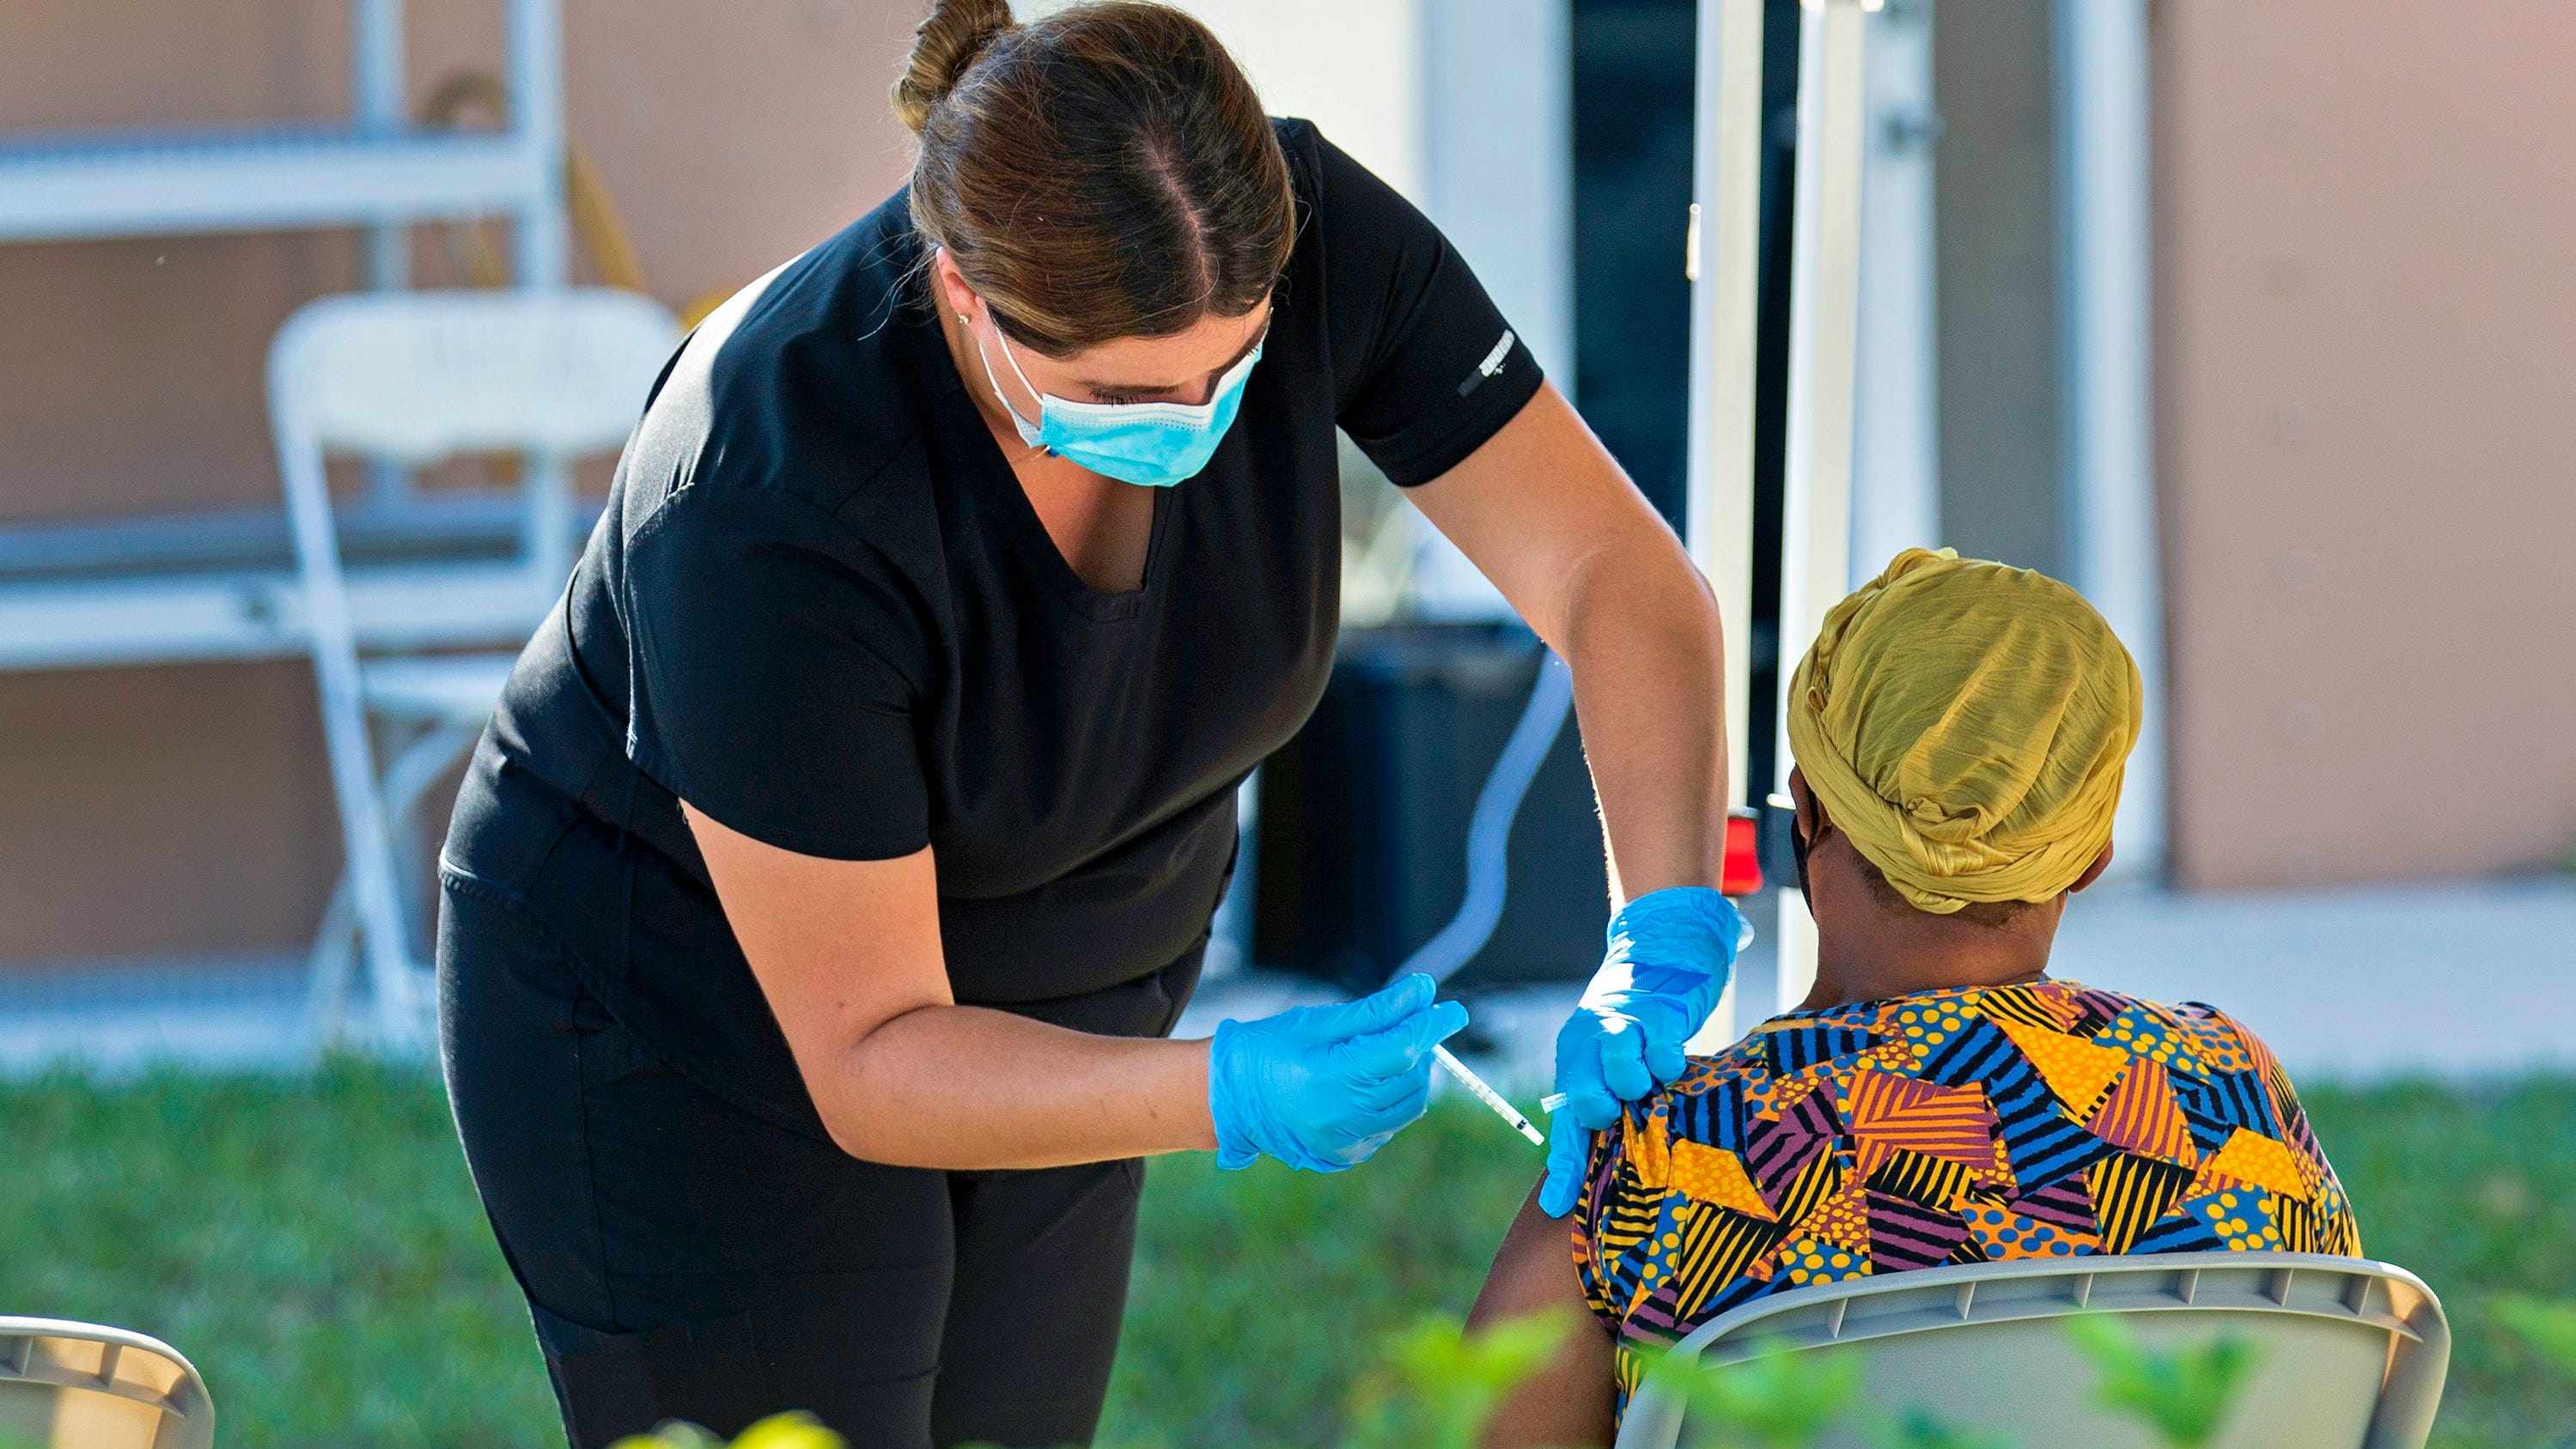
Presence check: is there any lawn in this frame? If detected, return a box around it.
[2,1062,2571,1448]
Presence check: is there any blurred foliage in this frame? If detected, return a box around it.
[1869,1408,2018,1449]
[2493,1296,2576,1383]
[0,1058,556,1449]
[1100,1095,1535,1447]
[1345,1310,1577,1449]
[2299,1077,2576,1447]
[1667,1342,1864,1449]
[2063,1317,2257,1449]
[608,1415,837,1449]
[3,1066,2573,1447]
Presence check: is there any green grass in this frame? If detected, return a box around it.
[1,1064,2570,1448]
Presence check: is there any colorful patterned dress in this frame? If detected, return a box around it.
[1570,980,2360,1405]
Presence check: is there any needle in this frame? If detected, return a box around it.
[1431,1044,1545,1148]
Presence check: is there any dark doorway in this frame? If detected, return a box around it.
[1570,0,1804,806]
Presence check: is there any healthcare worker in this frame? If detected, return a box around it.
[435,2,1746,1446]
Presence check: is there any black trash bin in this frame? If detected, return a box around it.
[1254,623,1609,995]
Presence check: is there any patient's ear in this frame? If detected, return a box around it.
[2069,842,2116,894]
[1787,767,1822,841]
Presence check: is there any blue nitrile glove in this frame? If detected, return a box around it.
[1208,972,1471,1173]
[1539,886,1749,1215]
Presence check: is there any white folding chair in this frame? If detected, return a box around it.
[268,288,680,1049]
[0,1318,213,1449]
[1615,1251,2449,1449]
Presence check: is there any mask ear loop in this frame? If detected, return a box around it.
[965,301,1048,447]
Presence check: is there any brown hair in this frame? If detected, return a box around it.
[892,0,1296,356]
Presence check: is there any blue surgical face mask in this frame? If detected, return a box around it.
[972,314,1262,488]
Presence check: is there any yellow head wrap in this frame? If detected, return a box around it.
[1784,548,2141,915]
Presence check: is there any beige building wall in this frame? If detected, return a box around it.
[0,0,925,964]
[2158,0,2576,888]
[9,0,2572,962]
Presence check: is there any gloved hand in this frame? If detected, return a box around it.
[1209,972,1470,1173]
[1539,886,1749,1215]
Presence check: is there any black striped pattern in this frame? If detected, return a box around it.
[2087,1151,2196,1253]
[2272,1194,2331,1254]
[2064,989,2130,1036]
[1977,983,2071,1032]
[1865,1148,1976,1209]
[1918,1018,2019,1087]
[2007,1174,2096,1232]
[1744,1091,1839,1190]
[1988,1060,2117,1186]
[1766,1151,1842,1227]
[1669,1075,1751,1153]
[1763,1023,1879,1075]
[2131,1209,2226,1255]
[1866,1190,1970,1269]
[1672,1206,1790,1321]
[2173,1068,2278,1154]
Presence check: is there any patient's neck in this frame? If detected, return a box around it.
[1797,832,2068,1012]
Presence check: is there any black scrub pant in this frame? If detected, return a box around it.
[436,882,1147,1449]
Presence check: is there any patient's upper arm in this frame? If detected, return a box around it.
[1466,1181,1616,1449]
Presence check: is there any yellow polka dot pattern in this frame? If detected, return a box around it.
[2204,1126,2314,1202]
[1568,977,2364,1438]
[1781,1235,1868,1288]
[1667,1140,1777,1221]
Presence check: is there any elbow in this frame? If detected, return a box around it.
[819,1110,880,1164]
[805,1033,910,1166]
[794,1004,947,1166]
[818,1099,936,1167]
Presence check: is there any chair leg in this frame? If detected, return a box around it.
[363,718,485,1043]
[304,871,360,1050]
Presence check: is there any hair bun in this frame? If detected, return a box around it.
[892,0,1017,134]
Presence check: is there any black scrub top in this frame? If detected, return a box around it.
[442,120,1544,1136]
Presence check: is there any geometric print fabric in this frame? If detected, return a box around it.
[1572,980,2360,1411]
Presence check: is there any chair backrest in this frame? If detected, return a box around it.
[0,1318,213,1449]
[262,289,682,1032]
[267,286,679,464]
[1615,1251,2448,1449]
[265,287,682,639]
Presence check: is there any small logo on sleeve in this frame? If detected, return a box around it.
[1458,329,1516,397]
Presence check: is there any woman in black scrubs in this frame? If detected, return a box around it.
[437,3,1744,1446]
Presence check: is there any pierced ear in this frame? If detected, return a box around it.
[929,247,979,320]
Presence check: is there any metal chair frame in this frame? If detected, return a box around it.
[267,286,678,1047]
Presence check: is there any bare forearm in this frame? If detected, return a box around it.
[1406,388,1731,906]
[1561,535,1729,903]
[810,1002,1218,1169]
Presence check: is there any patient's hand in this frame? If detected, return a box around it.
[1544,887,1748,1215]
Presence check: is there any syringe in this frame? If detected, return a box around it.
[1430,1044,1545,1148]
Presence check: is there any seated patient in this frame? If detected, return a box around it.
[1467,550,2360,1447]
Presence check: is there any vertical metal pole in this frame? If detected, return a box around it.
[1775,0,1873,1015]
[1682,0,1765,1049]
[2056,0,2165,879]
[509,0,575,599]
[354,0,407,284]
[509,0,570,289]
[1850,0,1940,578]
[356,0,411,507]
